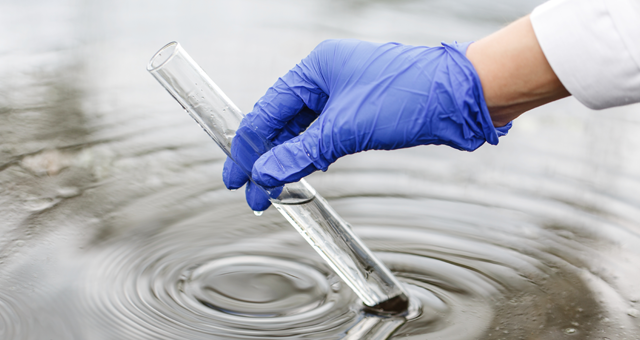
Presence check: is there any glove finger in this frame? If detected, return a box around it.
[252,123,325,188]
[227,69,325,191]
[222,156,249,190]
[245,63,328,142]
[272,106,319,146]
[245,180,272,211]
[252,145,318,188]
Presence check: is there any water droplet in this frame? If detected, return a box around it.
[253,211,263,217]
[564,328,576,334]
[627,308,639,318]
[571,321,579,326]
[16,240,25,247]
[331,282,341,292]
[57,186,80,198]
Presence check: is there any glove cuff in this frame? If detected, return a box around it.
[442,41,512,149]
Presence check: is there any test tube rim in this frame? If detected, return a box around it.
[147,41,180,72]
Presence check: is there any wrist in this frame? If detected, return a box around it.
[466,15,570,127]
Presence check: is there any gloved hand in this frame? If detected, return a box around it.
[223,39,511,211]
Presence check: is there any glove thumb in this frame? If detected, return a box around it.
[252,124,327,188]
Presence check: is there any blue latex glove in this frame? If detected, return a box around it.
[223,39,511,211]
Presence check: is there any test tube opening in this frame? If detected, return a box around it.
[147,41,180,72]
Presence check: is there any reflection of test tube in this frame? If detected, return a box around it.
[147,42,408,311]
[343,315,406,340]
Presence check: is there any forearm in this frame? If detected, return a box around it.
[466,15,570,127]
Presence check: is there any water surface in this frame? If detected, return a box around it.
[1,0,640,339]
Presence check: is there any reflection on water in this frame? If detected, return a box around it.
[2,0,640,339]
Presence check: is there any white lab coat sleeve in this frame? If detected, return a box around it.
[531,0,640,110]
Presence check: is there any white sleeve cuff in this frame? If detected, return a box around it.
[531,0,640,110]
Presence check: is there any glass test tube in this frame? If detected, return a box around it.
[147,42,408,311]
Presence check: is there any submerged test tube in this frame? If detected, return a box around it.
[147,42,408,311]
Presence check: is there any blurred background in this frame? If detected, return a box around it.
[2,0,640,339]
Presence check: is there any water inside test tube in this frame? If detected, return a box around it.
[273,196,406,311]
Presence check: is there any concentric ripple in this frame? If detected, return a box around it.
[184,256,331,318]
[75,169,640,339]
[0,294,30,340]
[80,217,363,339]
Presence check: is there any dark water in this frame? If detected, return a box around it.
[2,0,640,339]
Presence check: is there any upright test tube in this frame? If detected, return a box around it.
[147,42,408,312]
